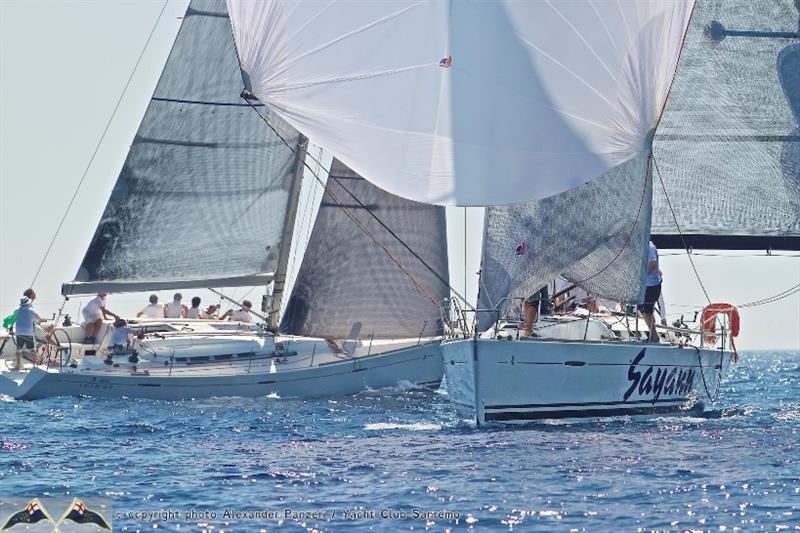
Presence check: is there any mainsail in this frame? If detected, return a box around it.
[281,160,449,339]
[227,0,692,206]
[63,0,305,295]
[652,0,800,250]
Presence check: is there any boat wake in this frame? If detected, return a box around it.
[363,422,442,432]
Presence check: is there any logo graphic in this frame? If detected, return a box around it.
[514,240,526,256]
[1,499,53,530]
[623,348,696,402]
[57,499,111,531]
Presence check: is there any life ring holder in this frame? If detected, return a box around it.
[702,303,740,362]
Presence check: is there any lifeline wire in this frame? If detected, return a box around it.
[738,283,800,308]
[29,0,170,288]
[651,156,713,304]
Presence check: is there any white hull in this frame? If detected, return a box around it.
[0,321,443,400]
[443,338,732,425]
[1,343,441,400]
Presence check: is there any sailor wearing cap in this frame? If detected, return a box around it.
[13,291,48,370]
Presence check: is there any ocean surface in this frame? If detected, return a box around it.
[1,350,798,532]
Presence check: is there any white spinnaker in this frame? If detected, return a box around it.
[228,0,693,206]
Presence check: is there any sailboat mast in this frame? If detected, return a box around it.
[268,135,308,330]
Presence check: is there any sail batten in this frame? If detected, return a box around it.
[69,0,305,293]
[62,274,274,297]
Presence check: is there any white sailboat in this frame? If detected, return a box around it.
[0,319,442,400]
[221,0,799,424]
[1,0,449,400]
[439,0,800,424]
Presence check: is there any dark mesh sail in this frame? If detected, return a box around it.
[63,0,303,295]
[651,0,800,250]
[281,160,449,339]
[478,153,652,332]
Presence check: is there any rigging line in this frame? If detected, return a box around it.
[325,181,441,308]
[330,175,472,309]
[739,288,800,309]
[651,155,712,304]
[570,154,650,287]
[738,289,800,309]
[29,0,170,288]
[241,97,442,310]
[261,112,474,311]
[738,283,800,308]
[660,252,800,258]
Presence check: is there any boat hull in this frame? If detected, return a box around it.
[442,338,732,425]
[3,342,443,401]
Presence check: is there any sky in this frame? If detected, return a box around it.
[1,0,798,351]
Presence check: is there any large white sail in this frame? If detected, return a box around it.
[228,0,693,206]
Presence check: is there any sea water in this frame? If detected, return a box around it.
[1,350,798,532]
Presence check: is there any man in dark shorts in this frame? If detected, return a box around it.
[523,285,551,336]
[637,241,662,342]
[13,293,45,370]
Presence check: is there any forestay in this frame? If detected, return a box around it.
[227,0,692,206]
[63,0,304,296]
[477,153,652,332]
[281,160,449,340]
[652,0,800,250]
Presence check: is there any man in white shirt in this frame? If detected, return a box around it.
[137,294,164,318]
[164,293,188,318]
[14,295,48,370]
[82,292,119,345]
[186,297,206,319]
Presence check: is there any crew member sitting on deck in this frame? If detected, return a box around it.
[186,297,205,319]
[164,293,188,319]
[108,318,133,354]
[203,304,220,319]
[219,300,254,322]
[82,292,119,345]
[137,294,163,318]
[637,240,662,342]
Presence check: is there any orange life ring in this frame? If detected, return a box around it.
[702,303,740,362]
